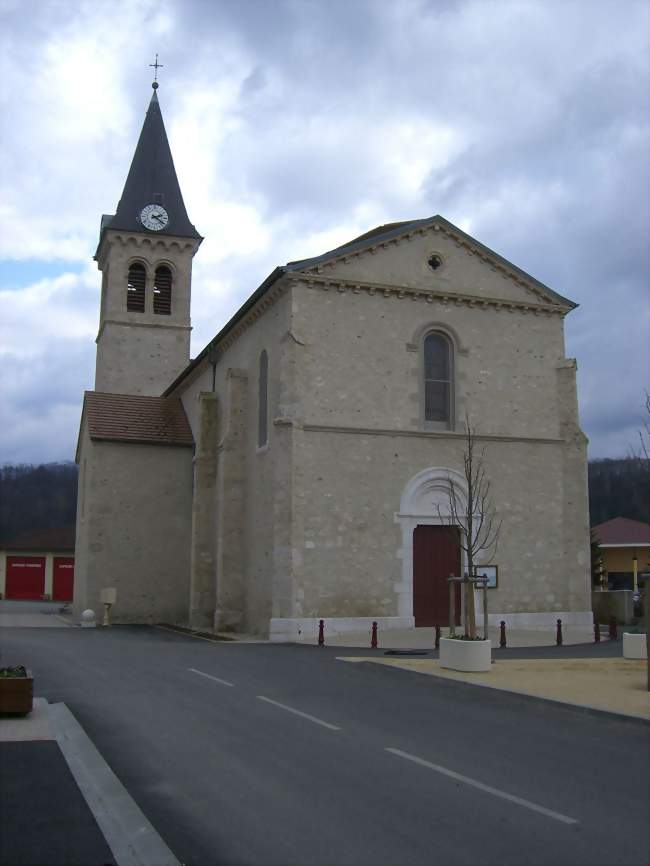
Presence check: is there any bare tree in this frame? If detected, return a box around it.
[638,390,650,462]
[439,417,502,638]
[638,391,650,692]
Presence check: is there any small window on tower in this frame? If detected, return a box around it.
[126,263,146,312]
[153,265,172,315]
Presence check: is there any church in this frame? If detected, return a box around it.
[73,84,592,640]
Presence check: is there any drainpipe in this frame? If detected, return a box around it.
[208,344,219,392]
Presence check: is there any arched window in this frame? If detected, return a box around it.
[424,332,452,425]
[126,262,146,312]
[153,265,172,315]
[258,350,268,448]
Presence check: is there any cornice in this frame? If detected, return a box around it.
[215,280,289,354]
[294,220,567,310]
[95,229,200,266]
[289,273,567,317]
[96,319,191,342]
[168,278,290,394]
[299,421,564,446]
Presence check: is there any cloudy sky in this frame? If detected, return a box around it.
[1,0,648,464]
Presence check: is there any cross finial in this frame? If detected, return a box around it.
[149,53,163,90]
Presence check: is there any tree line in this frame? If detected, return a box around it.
[0,457,648,543]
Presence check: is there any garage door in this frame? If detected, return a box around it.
[5,556,46,600]
[53,557,75,601]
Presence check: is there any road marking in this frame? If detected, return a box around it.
[257,696,341,730]
[385,748,578,825]
[189,668,235,687]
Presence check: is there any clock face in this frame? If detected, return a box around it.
[140,204,169,231]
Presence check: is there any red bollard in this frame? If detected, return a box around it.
[609,616,618,640]
[594,621,601,643]
[499,620,507,648]
[371,621,378,649]
[318,619,324,646]
[556,618,563,646]
[434,624,441,650]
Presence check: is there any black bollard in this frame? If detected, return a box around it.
[318,619,325,646]
[371,621,378,649]
[499,620,507,648]
[556,618,563,646]
[594,621,601,643]
[434,624,441,649]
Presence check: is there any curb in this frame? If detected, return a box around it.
[47,702,181,866]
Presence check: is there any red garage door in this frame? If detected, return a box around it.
[53,557,75,601]
[5,556,46,600]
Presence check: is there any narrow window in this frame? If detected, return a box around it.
[126,263,146,312]
[424,333,452,424]
[258,350,268,448]
[153,265,172,315]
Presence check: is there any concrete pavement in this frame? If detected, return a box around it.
[0,599,72,628]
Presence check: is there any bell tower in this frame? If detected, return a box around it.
[94,82,202,396]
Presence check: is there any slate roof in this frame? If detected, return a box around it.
[101,89,200,240]
[593,517,650,546]
[0,526,76,552]
[82,392,194,447]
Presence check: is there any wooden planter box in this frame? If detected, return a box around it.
[0,671,34,715]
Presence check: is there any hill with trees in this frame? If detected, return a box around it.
[0,458,647,543]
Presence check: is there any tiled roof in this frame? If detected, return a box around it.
[83,392,194,447]
[593,517,650,546]
[0,526,75,552]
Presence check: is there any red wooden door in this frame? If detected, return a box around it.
[5,556,46,600]
[413,526,461,626]
[53,557,75,601]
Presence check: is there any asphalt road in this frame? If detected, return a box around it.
[1,626,647,866]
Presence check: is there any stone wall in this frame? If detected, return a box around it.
[74,427,193,623]
[94,230,199,396]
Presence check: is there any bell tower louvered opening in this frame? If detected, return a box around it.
[126,262,146,312]
[153,265,172,315]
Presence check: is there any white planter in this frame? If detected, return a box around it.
[439,637,492,672]
[623,633,647,660]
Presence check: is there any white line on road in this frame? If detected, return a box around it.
[189,668,235,687]
[257,696,341,730]
[386,748,578,825]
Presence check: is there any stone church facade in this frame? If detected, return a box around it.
[74,86,592,639]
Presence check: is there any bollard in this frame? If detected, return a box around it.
[499,620,507,648]
[609,616,618,640]
[434,624,441,650]
[318,619,325,647]
[556,618,563,646]
[371,621,378,649]
[594,621,601,643]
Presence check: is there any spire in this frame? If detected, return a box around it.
[107,86,200,239]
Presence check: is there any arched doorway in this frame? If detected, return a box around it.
[394,467,466,626]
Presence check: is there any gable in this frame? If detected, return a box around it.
[289,216,574,311]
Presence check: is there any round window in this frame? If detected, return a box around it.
[427,253,444,271]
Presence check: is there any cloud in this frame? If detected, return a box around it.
[0,0,648,463]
